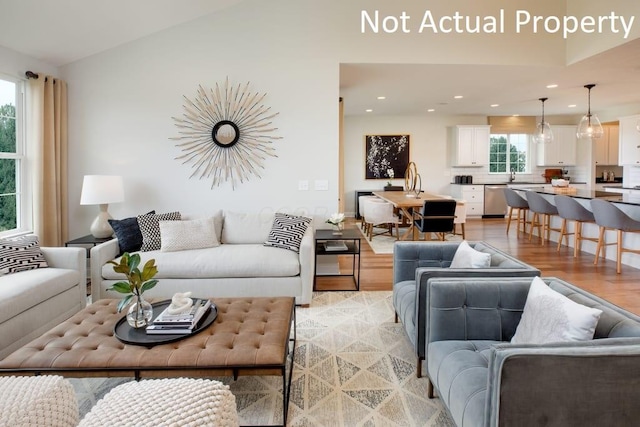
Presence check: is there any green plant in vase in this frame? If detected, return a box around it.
[107,252,158,328]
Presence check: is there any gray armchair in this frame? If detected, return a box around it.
[426,276,640,427]
[392,241,540,377]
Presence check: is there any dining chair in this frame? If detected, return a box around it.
[363,199,400,240]
[358,195,378,229]
[412,199,457,241]
[438,195,466,239]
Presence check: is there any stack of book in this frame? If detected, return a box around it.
[146,298,212,335]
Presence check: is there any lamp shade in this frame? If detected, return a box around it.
[80,175,124,205]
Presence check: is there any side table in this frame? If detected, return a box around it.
[65,234,113,255]
[314,228,361,291]
[65,235,113,297]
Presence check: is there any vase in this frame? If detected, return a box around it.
[126,294,153,328]
[332,222,344,235]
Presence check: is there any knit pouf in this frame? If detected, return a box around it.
[0,375,79,427]
[78,378,239,427]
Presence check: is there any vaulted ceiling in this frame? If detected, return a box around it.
[2,0,639,118]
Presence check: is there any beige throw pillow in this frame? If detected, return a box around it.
[160,218,220,252]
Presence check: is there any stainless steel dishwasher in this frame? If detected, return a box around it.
[483,184,508,218]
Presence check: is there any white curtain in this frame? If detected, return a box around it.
[27,75,68,246]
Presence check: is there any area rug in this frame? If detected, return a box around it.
[357,224,462,255]
[70,291,453,426]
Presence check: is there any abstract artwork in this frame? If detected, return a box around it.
[170,78,282,189]
[365,135,410,180]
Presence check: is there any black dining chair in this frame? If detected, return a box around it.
[412,199,457,241]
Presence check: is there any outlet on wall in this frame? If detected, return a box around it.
[298,180,309,190]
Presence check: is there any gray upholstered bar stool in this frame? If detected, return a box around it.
[503,188,530,235]
[554,195,598,257]
[525,191,561,245]
[590,199,640,274]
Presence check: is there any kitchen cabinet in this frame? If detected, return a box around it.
[450,184,484,216]
[618,115,640,165]
[536,125,577,166]
[450,125,490,167]
[594,125,619,165]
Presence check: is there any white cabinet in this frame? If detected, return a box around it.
[594,125,619,165]
[450,184,484,216]
[450,125,490,167]
[536,125,577,166]
[618,115,640,165]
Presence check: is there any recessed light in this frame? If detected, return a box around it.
[547,84,558,89]
[454,95,463,99]
[490,104,499,108]
[427,109,435,112]
[377,96,386,100]
[365,109,373,112]
[568,104,576,108]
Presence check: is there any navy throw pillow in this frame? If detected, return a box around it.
[109,210,155,255]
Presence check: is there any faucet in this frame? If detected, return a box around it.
[509,170,516,183]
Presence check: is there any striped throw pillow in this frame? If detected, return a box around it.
[0,235,49,274]
[264,213,311,253]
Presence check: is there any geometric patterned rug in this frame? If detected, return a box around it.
[70,291,454,426]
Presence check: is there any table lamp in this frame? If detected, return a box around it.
[80,175,125,238]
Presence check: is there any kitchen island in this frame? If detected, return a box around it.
[513,186,640,271]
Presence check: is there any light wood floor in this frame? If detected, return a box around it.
[314,218,640,315]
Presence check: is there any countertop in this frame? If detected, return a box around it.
[450,182,586,185]
[514,186,640,206]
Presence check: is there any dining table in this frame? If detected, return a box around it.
[372,191,463,240]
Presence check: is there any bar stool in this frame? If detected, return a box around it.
[525,191,561,245]
[590,199,640,274]
[503,188,530,235]
[554,195,598,257]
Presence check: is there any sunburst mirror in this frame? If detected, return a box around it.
[170,78,282,189]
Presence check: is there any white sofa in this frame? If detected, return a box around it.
[90,211,315,305]
[0,246,86,360]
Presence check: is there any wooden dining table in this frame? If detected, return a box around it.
[372,191,464,240]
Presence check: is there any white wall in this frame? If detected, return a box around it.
[343,114,489,216]
[0,45,58,79]
[57,0,579,236]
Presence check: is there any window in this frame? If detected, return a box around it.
[489,134,529,173]
[0,77,25,235]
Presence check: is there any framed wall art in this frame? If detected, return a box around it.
[364,134,410,179]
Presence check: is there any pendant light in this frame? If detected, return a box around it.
[533,97,553,144]
[576,84,604,139]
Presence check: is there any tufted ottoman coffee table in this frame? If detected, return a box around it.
[0,297,295,426]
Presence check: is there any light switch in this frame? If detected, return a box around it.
[315,180,329,191]
[298,180,309,191]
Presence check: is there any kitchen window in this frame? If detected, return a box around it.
[0,76,27,236]
[489,134,529,174]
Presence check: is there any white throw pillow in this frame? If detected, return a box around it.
[222,211,275,244]
[159,218,220,252]
[511,277,603,344]
[449,241,491,268]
